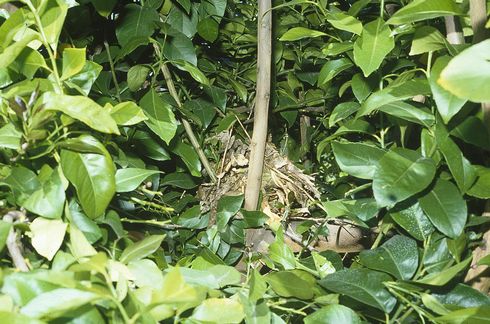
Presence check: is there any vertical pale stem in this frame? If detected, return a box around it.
[244,0,272,211]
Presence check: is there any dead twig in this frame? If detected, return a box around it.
[3,211,29,272]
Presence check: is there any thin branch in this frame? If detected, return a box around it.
[3,211,29,272]
[469,0,490,43]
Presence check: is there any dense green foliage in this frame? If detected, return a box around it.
[0,0,490,323]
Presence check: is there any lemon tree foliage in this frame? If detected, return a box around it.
[0,0,489,323]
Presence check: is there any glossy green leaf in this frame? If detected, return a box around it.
[115,168,161,192]
[192,298,245,323]
[40,92,119,135]
[318,58,353,85]
[66,200,102,244]
[319,269,397,312]
[357,79,431,117]
[390,201,434,241]
[61,47,86,81]
[115,4,159,46]
[197,17,219,42]
[65,61,103,96]
[120,234,165,264]
[184,99,216,128]
[30,218,67,261]
[417,256,472,286]
[430,56,467,124]
[40,0,68,50]
[353,19,394,77]
[438,39,490,103]
[329,102,360,127]
[377,102,435,127]
[60,135,116,219]
[410,26,446,56]
[266,270,316,300]
[109,102,148,126]
[419,179,467,239]
[127,65,150,92]
[373,148,436,208]
[172,60,210,85]
[387,0,462,25]
[216,195,244,231]
[20,288,99,319]
[89,0,117,17]
[162,172,198,189]
[172,141,202,177]
[164,32,198,65]
[436,306,490,324]
[0,123,22,150]
[3,166,40,205]
[249,269,267,302]
[326,12,362,35]
[359,235,418,280]
[0,33,38,69]
[23,168,65,219]
[332,141,385,179]
[279,27,326,41]
[269,228,296,270]
[468,166,490,199]
[304,304,361,324]
[139,89,177,144]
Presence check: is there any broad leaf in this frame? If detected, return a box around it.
[377,102,435,127]
[410,26,446,56]
[353,19,394,77]
[373,148,436,208]
[359,235,418,280]
[266,270,316,300]
[60,135,116,219]
[61,47,86,81]
[304,305,361,324]
[23,167,65,219]
[172,60,210,85]
[192,298,245,323]
[417,257,472,286]
[326,12,362,35]
[120,235,165,264]
[279,27,326,41]
[115,168,161,192]
[419,179,467,239]
[468,166,490,199]
[109,101,148,126]
[139,89,177,144]
[387,0,462,25]
[438,39,490,103]
[115,4,159,46]
[215,194,243,231]
[319,269,397,312]
[127,65,150,92]
[390,201,434,241]
[436,307,490,324]
[0,123,22,150]
[318,58,353,85]
[30,218,67,261]
[329,102,360,127]
[332,141,385,179]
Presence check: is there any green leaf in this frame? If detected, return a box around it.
[40,0,68,51]
[436,123,476,193]
[61,47,86,81]
[318,58,353,85]
[197,17,219,42]
[351,73,374,102]
[192,298,245,323]
[204,85,227,111]
[184,99,216,128]
[377,102,435,127]
[359,235,418,280]
[120,234,165,264]
[20,288,99,319]
[0,221,12,253]
[249,269,267,302]
[15,47,48,79]
[166,5,198,38]
[66,200,102,244]
[109,101,148,126]
[139,89,177,144]
[373,148,436,208]
[172,141,202,177]
[387,0,462,25]
[128,259,164,288]
[127,65,150,92]
[438,39,490,103]
[353,18,394,77]
[115,168,161,192]
[419,179,467,239]
[390,201,434,241]
[164,32,198,65]
[89,0,117,17]
[172,60,210,85]
[468,166,490,199]
[23,168,65,219]
[65,61,103,96]
[357,79,431,117]
[326,12,362,35]
[332,141,385,179]
[436,306,490,324]
[216,195,244,231]
[30,218,67,261]
[0,123,22,150]
[430,56,466,124]
[60,135,116,219]
[162,172,198,189]
[410,26,446,56]
[417,256,472,286]
[279,27,326,41]
[329,102,360,127]
[304,304,361,324]
[40,92,119,135]
[0,33,38,69]
[115,4,159,46]
[208,265,241,287]
[269,228,296,270]
[266,270,316,300]
[3,166,40,205]
[319,269,397,312]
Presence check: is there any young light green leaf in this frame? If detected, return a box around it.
[410,26,446,56]
[318,58,353,85]
[192,298,245,323]
[40,92,120,135]
[40,0,68,50]
[266,270,316,300]
[359,235,418,280]
[373,148,436,208]
[60,135,116,219]
[139,89,177,144]
[30,218,67,261]
[70,224,97,258]
[109,101,148,126]
[127,65,150,92]
[269,228,296,270]
[387,0,462,25]
[332,141,385,179]
[61,47,86,80]
[319,269,397,312]
[436,306,490,324]
[438,39,490,103]
[279,27,327,41]
[326,12,362,35]
[23,168,65,219]
[304,305,361,324]
[0,123,22,150]
[353,19,394,77]
[377,102,435,127]
[329,102,360,127]
[419,179,467,239]
[115,168,161,192]
[417,256,472,286]
[119,235,165,264]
